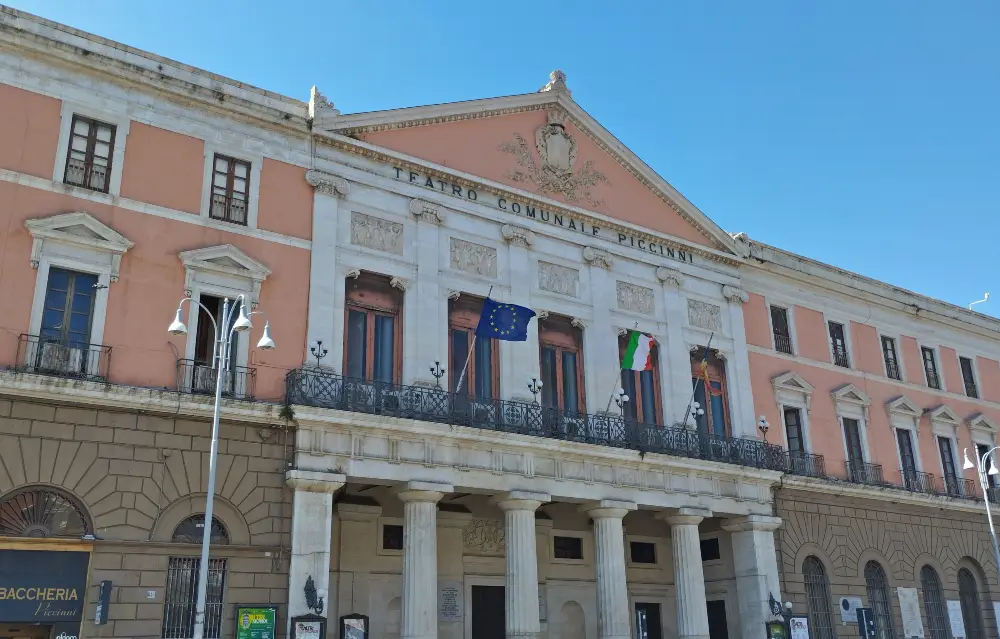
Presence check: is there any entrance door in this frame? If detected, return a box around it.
[0,625,51,639]
[471,585,505,639]
[635,602,663,639]
[707,600,730,639]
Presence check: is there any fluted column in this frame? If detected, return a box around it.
[396,481,451,639]
[584,500,636,639]
[723,515,783,639]
[496,491,549,639]
[662,508,712,639]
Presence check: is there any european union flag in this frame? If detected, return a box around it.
[475,298,536,341]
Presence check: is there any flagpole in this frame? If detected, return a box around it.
[682,332,714,427]
[455,285,493,394]
[605,322,639,414]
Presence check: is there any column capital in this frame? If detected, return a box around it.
[658,507,712,526]
[285,470,345,493]
[501,224,535,248]
[582,245,612,269]
[409,198,445,224]
[581,499,637,520]
[495,491,550,512]
[305,169,350,198]
[394,480,452,504]
[722,284,750,305]
[721,514,782,533]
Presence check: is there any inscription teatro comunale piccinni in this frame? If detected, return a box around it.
[393,167,696,266]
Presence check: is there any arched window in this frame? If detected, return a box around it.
[803,556,835,639]
[0,486,90,538]
[864,561,896,639]
[958,568,985,639]
[171,514,230,545]
[921,565,950,639]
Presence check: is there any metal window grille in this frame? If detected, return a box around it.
[803,556,835,639]
[958,568,985,639]
[770,306,793,355]
[162,557,226,639]
[864,561,897,639]
[921,565,950,639]
[882,336,902,380]
[922,347,941,389]
[960,357,979,398]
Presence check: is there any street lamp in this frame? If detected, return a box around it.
[168,295,275,639]
[963,447,1000,585]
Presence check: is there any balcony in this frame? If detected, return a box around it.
[786,453,826,478]
[832,346,850,369]
[285,368,787,471]
[64,157,108,192]
[176,359,256,401]
[885,359,902,381]
[14,334,111,383]
[900,468,936,494]
[937,475,976,500]
[845,460,884,486]
[773,334,793,355]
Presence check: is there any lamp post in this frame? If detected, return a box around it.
[168,295,275,639]
[963,446,1000,585]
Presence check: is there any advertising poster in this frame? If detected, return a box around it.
[235,606,276,639]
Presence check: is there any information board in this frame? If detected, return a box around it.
[235,606,277,639]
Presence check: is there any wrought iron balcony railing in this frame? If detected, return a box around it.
[899,468,936,494]
[14,334,111,382]
[786,452,826,478]
[845,460,884,486]
[176,359,256,401]
[285,368,787,471]
[987,486,1000,504]
[773,334,793,355]
[832,346,850,369]
[936,475,976,500]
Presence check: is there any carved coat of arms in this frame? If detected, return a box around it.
[498,110,608,207]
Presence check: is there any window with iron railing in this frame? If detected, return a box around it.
[897,428,920,489]
[770,306,793,355]
[210,154,251,225]
[958,568,986,639]
[960,356,979,399]
[64,114,115,193]
[162,515,228,639]
[864,561,897,639]
[881,336,902,381]
[938,436,961,496]
[920,565,950,639]
[921,346,941,390]
[977,444,997,491]
[784,407,806,457]
[803,556,835,639]
[828,321,850,368]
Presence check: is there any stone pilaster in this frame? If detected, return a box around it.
[500,225,538,400]
[408,199,445,386]
[496,491,549,639]
[581,247,616,413]
[304,170,350,367]
[722,515,783,639]
[583,500,636,639]
[662,508,712,639]
[285,470,345,636]
[396,481,451,639]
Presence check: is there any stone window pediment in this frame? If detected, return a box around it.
[772,371,814,411]
[178,244,271,306]
[967,413,997,437]
[25,212,134,282]
[832,383,871,420]
[926,404,961,437]
[886,395,922,431]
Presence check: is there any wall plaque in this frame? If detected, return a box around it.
[350,211,403,255]
[438,581,463,622]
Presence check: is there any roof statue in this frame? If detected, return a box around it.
[539,69,571,97]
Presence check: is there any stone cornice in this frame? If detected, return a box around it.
[781,474,999,515]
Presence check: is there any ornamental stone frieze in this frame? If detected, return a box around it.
[450,238,497,278]
[351,212,403,255]
[687,299,722,331]
[305,169,350,198]
[538,261,579,298]
[616,281,655,315]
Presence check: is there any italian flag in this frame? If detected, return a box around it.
[621,331,655,371]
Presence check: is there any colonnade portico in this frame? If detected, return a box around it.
[284,470,784,639]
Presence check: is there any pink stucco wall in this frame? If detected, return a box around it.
[120,122,203,214]
[850,322,882,376]
[938,346,963,396]
[257,158,312,240]
[901,336,924,385]
[0,84,61,179]
[744,293,772,349]
[793,306,829,362]
[362,110,716,248]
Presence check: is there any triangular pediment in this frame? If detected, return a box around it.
[178,245,271,281]
[25,212,134,253]
[925,405,961,425]
[322,76,738,257]
[968,413,998,434]
[772,372,814,395]
[886,396,921,418]
[831,383,871,407]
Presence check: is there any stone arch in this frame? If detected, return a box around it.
[957,556,992,598]
[792,542,837,582]
[855,547,898,586]
[910,552,949,586]
[945,526,996,588]
[782,513,847,576]
[846,520,897,578]
[899,526,954,583]
[0,483,94,538]
[558,601,586,639]
[151,494,250,545]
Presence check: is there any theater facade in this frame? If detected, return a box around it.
[0,6,999,639]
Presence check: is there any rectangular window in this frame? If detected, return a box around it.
[553,535,583,560]
[976,444,997,489]
[41,268,98,346]
[210,154,251,225]
[629,541,657,565]
[382,524,404,551]
[897,428,919,490]
[64,114,116,192]
[960,356,979,399]
[691,349,730,437]
[921,347,940,390]
[843,418,864,464]
[343,273,402,383]
[539,316,585,414]
[828,321,850,368]
[881,336,902,381]
[162,557,226,639]
[449,297,499,399]
[699,537,721,562]
[770,306,793,355]
[619,335,662,425]
[938,436,958,484]
[784,407,806,456]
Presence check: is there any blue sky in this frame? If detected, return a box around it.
[15,1,1000,314]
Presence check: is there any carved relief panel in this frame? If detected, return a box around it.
[538,261,579,297]
[450,238,498,278]
[687,299,722,331]
[350,211,403,255]
[462,518,505,555]
[616,281,654,315]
